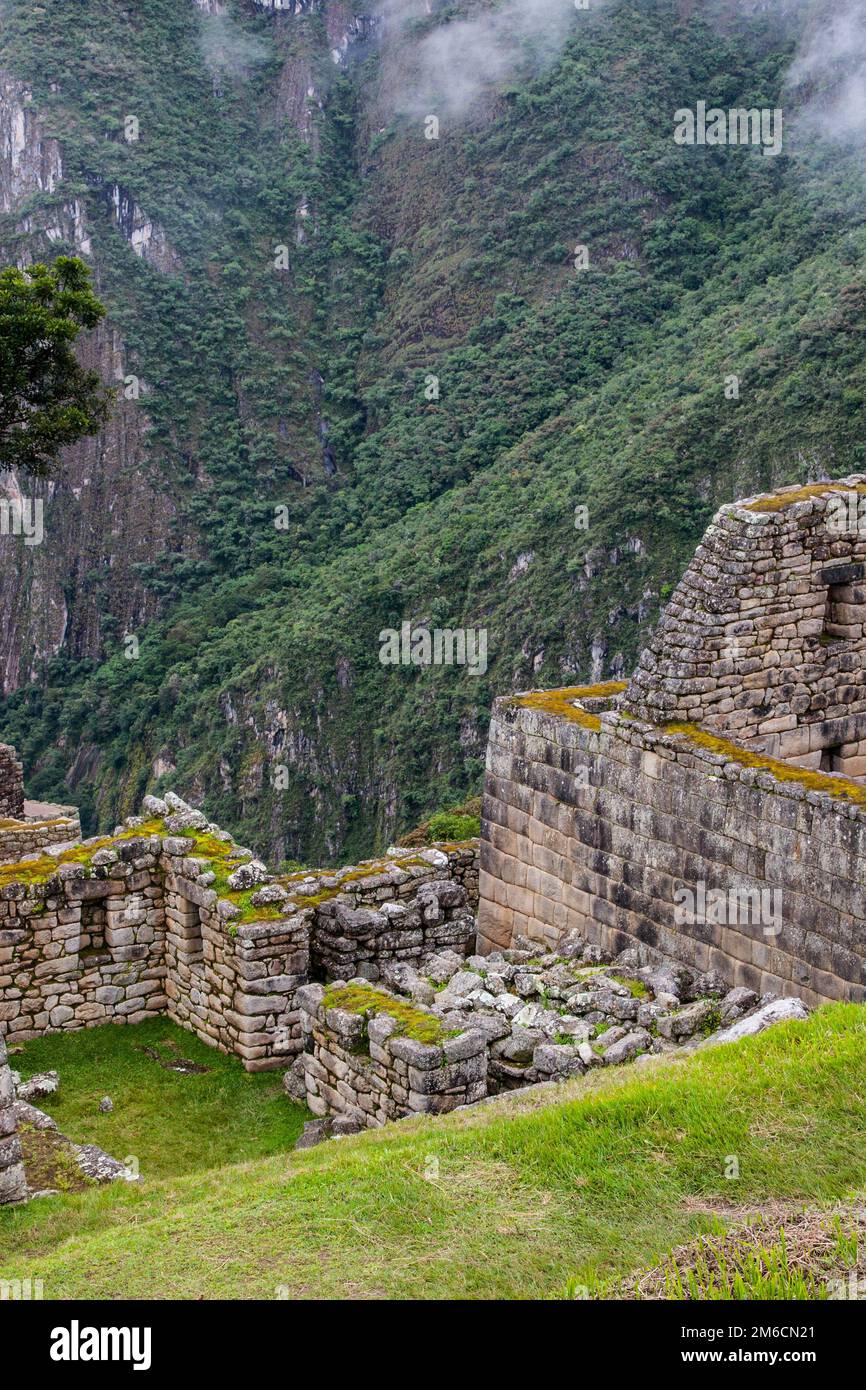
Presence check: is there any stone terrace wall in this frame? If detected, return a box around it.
[0,1032,26,1205]
[0,810,82,865]
[0,745,23,819]
[477,695,866,1008]
[625,479,866,774]
[298,983,487,1126]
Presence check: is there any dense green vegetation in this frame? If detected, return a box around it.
[1,1005,864,1299]
[0,257,108,473]
[2,0,865,862]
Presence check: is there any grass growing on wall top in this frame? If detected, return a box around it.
[743,482,866,512]
[509,682,628,730]
[665,723,866,809]
[323,983,453,1047]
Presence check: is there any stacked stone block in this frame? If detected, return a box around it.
[0,1031,26,1205]
[0,803,481,1075]
[477,696,866,1008]
[0,744,24,819]
[313,876,474,980]
[297,983,487,1126]
[0,810,81,865]
[0,836,167,1044]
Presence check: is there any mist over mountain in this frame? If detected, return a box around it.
[1,0,865,865]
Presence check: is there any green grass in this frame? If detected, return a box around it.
[2,1004,864,1300]
[3,1016,308,1190]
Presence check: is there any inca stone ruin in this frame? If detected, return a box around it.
[477,479,866,1005]
[3,478,866,1194]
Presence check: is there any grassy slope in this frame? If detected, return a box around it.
[1,1005,864,1300]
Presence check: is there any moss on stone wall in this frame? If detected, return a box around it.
[323,983,452,1046]
[665,723,866,809]
[744,482,866,513]
[510,682,628,731]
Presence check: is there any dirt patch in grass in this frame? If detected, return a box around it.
[17,1123,93,1196]
[136,1040,211,1075]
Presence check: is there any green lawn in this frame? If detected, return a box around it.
[1,1005,864,1299]
[0,1017,308,1257]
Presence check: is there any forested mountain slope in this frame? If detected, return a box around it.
[1,0,865,864]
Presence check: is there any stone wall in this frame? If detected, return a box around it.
[477,693,866,1008]
[0,810,83,866]
[0,834,167,1045]
[162,838,311,1072]
[297,983,487,1126]
[0,744,23,819]
[626,479,866,776]
[0,1032,26,1205]
[312,861,475,981]
[0,789,480,1072]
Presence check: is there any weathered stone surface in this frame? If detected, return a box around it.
[706,997,809,1045]
[603,1029,651,1065]
[16,1070,59,1101]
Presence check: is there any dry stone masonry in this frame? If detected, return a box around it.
[297,982,487,1127]
[3,480,863,1178]
[0,768,483,1194]
[626,477,866,772]
[477,479,866,1007]
[0,1032,26,1205]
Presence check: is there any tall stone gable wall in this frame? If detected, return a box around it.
[477,698,866,1008]
[626,480,866,774]
[0,744,24,819]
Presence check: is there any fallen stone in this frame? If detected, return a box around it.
[656,1000,717,1041]
[17,1070,59,1102]
[75,1144,137,1184]
[12,1100,57,1130]
[532,1043,585,1077]
[294,1119,332,1150]
[720,986,759,1023]
[250,883,290,906]
[704,997,809,1046]
[603,1029,651,1065]
[227,860,271,891]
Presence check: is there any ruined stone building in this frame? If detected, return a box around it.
[477,478,866,1005]
[3,477,866,1203]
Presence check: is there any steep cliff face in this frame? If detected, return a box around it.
[2,0,866,864]
[0,70,62,213]
[0,68,181,689]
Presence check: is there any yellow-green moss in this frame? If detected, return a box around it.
[0,817,167,893]
[323,983,452,1046]
[608,974,648,999]
[743,482,866,513]
[665,723,866,807]
[510,682,628,730]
